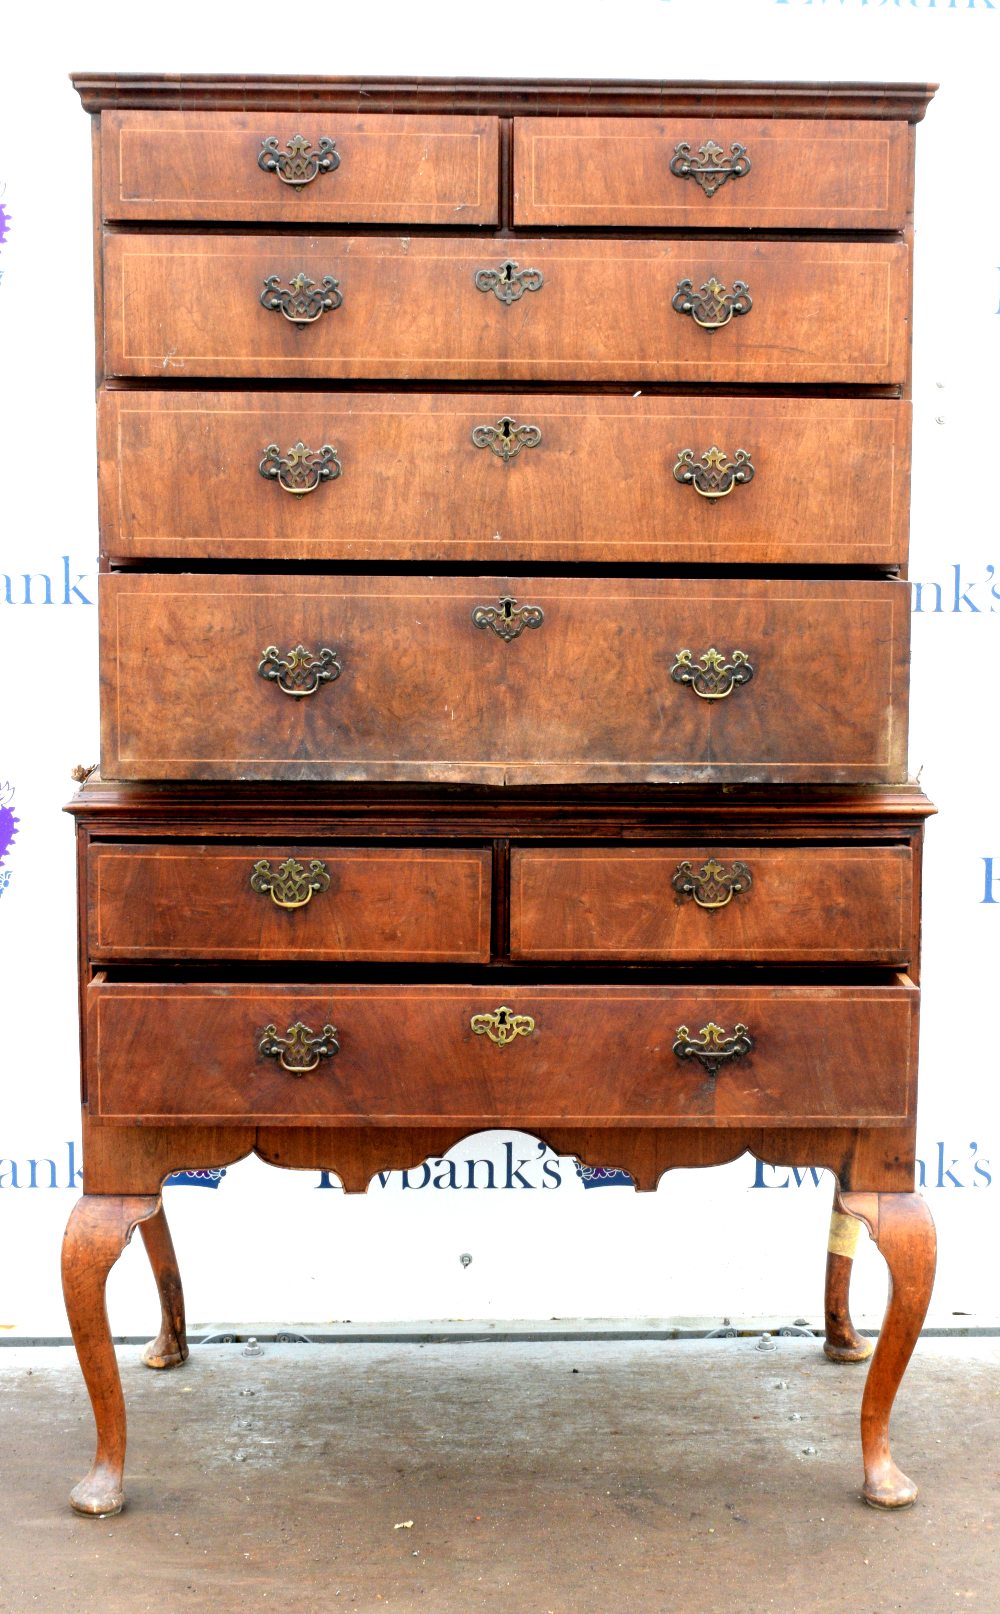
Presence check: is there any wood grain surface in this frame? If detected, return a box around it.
[88,843,491,961]
[98,392,911,566]
[509,845,914,964]
[98,574,910,784]
[514,117,912,229]
[103,235,911,384]
[87,977,919,1128]
[101,111,499,224]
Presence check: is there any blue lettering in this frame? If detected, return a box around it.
[953,564,980,612]
[4,573,52,605]
[465,1157,497,1189]
[790,1166,824,1188]
[937,1141,963,1188]
[62,556,94,606]
[542,1159,562,1188]
[751,1161,790,1187]
[503,1141,535,1189]
[316,1170,339,1189]
[911,580,943,613]
[433,1159,459,1189]
[66,1139,82,1189]
[982,858,1000,903]
[401,1163,431,1190]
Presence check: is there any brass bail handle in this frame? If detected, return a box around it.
[258,135,340,188]
[258,644,342,698]
[260,271,343,326]
[259,1020,339,1075]
[673,447,754,500]
[672,859,753,910]
[672,1022,753,1077]
[670,648,753,701]
[669,139,751,198]
[250,858,331,910]
[672,276,752,331]
[259,441,342,495]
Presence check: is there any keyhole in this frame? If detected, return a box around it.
[496,1007,510,1024]
[501,600,513,621]
[501,261,513,281]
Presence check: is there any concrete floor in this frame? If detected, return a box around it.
[0,1337,996,1614]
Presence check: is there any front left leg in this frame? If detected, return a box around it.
[840,1191,936,1509]
[138,1202,189,1370]
[62,1194,161,1516]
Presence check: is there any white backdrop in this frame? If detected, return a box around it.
[1,0,997,1337]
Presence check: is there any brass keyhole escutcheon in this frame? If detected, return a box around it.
[470,1006,536,1048]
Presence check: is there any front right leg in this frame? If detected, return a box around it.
[62,1194,161,1516]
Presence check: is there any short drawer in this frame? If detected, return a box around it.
[86,976,919,1127]
[99,574,910,785]
[103,235,910,385]
[514,117,912,229]
[98,392,911,569]
[510,846,914,965]
[87,843,492,962]
[100,112,499,224]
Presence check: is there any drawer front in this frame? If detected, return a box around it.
[87,843,492,962]
[101,112,500,223]
[514,117,912,229]
[87,978,919,1127]
[510,846,913,965]
[99,575,910,785]
[103,235,910,384]
[99,392,911,568]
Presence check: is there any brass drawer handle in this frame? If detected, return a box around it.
[471,1005,536,1048]
[671,648,753,701]
[258,643,342,697]
[669,139,751,198]
[250,857,331,910]
[258,134,340,189]
[259,1020,339,1075]
[260,271,343,325]
[260,441,342,495]
[472,416,542,462]
[672,1021,753,1077]
[673,447,755,499]
[672,276,752,331]
[672,859,753,910]
[474,259,544,304]
[472,595,544,642]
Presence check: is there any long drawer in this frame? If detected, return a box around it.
[98,392,911,567]
[87,843,492,961]
[102,235,911,384]
[100,112,500,224]
[86,977,919,1127]
[510,846,914,965]
[99,575,910,785]
[513,117,913,229]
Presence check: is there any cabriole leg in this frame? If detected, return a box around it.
[840,1191,937,1509]
[61,1194,161,1517]
[824,1192,874,1363]
[139,1202,189,1370]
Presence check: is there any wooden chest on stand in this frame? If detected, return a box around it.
[64,73,936,1517]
